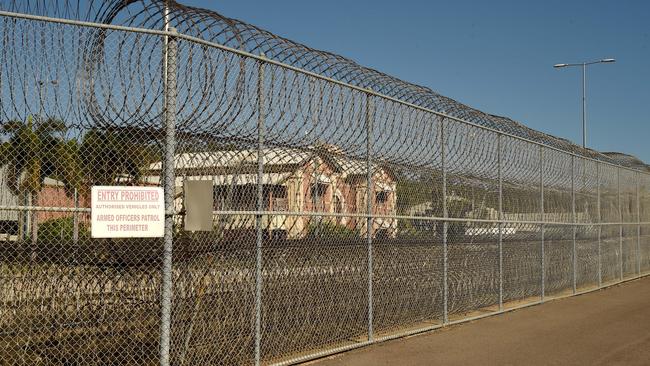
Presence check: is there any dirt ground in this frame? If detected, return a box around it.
[310,276,650,366]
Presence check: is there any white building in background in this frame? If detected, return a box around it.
[0,167,19,240]
[144,146,398,239]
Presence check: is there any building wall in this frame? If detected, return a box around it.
[175,157,398,239]
[1,179,88,238]
[34,185,89,224]
[340,170,398,237]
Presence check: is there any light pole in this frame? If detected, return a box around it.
[38,79,58,120]
[25,80,59,244]
[554,59,615,248]
[553,58,615,149]
[39,80,81,244]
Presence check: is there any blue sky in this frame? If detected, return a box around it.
[182,0,650,161]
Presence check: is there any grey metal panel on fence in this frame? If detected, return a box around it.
[183,180,214,232]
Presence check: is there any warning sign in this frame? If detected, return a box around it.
[91,186,164,238]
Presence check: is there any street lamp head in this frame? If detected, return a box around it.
[600,58,615,63]
[553,63,568,68]
[38,79,59,86]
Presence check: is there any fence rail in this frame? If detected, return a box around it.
[1,6,650,366]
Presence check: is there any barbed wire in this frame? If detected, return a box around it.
[0,0,647,170]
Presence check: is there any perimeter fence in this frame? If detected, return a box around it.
[1,7,650,366]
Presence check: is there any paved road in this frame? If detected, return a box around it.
[310,276,650,366]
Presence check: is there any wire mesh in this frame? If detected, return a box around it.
[543,224,573,296]
[0,15,164,366]
[1,2,650,366]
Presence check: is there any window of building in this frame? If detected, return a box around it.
[376,191,389,205]
[310,183,328,212]
[214,184,289,211]
[214,185,257,211]
[333,195,344,225]
[270,185,288,211]
[0,220,18,236]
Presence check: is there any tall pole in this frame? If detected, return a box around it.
[34,83,45,244]
[164,4,170,85]
[554,58,615,148]
[441,118,448,324]
[539,145,546,302]
[618,168,623,280]
[39,82,44,118]
[366,92,374,341]
[159,0,176,361]
[582,63,587,149]
[637,172,641,276]
[572,155,577,294]
[597,162,602,287]
[254,54,266,366]
[23,84,45,243]
[498,134,503,311]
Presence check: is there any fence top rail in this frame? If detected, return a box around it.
[209,209,649,227]
[0,9,647,176]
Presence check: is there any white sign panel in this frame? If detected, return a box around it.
[91,186,164,238]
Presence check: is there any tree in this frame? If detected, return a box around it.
[0,116,74,246]
[78,128,159,192]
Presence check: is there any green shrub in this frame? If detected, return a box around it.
[307,220,357,239]
[38,217,90,242]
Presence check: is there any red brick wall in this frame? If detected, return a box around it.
[34,185,90,224]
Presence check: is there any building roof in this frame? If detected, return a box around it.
[148,147,392,179]
[148,148,313,171]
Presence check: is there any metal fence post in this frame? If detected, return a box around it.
[365,91,374,341]
[497,134,503,311]
[618,168,623,281]
[539,145,546,301]
[22,191,31,242]
[254,53,266,366]
[637,172,641,276]
[572,155,577,294]
[73,188,79,244]
[160,26,177,366]
[441,118,448,324]
[597,162,602,287]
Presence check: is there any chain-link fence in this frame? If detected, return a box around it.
[1,3,650,366]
